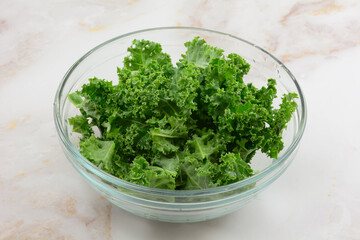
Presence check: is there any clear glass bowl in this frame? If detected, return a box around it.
[54,27,307,223]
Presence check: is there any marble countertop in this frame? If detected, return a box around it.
[1,0,360,239]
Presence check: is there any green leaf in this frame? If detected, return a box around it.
[179,36,224,68]
[79,135,116,172]
[152,153,181,177]
[127,156,176,189]
[150,128,180,154]
[147,166,176,190]
[186,129,224,160]
[68,115,93,137]
[171,62,201,115]
[123,39,173,71]
[126,156,151,186]
[179,156,217,190]
[68,92,83,107]
[149,116,188,155]
[215,153,254,186]
[113,154,130,179]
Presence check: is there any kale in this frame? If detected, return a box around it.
[68,37,297,190]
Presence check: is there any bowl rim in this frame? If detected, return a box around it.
[54,26,307,196]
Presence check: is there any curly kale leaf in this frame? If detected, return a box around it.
[68,115,93,138]
[179,155,217,190]
[149,116,188,155]
[79,135,116,173]
[152,153,180,177]
[123,39,173,72]
[126,156,176,190]
[186,129,224,161]
[215,153,254,186]
[179,36,224,68]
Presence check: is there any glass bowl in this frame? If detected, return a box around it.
[54,27,307,223]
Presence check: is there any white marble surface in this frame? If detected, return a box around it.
[1,0,360,239]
